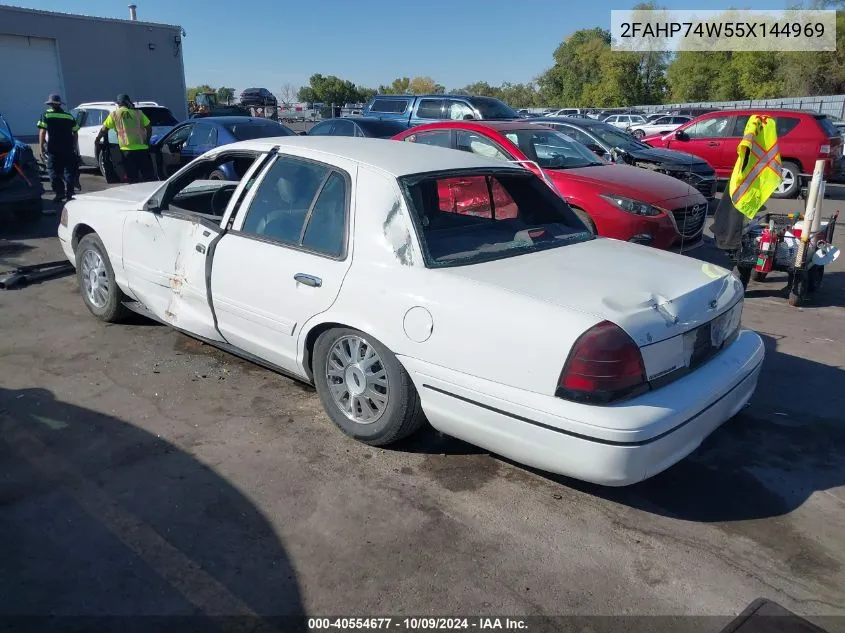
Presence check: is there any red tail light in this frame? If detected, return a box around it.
[557,321,648,404]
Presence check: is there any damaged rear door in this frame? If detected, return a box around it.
[210,154,355,374]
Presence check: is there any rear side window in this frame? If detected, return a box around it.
[404,130,451,147]
[731,115,801,137]
[370,98,409,114]
[816,116,839,138]
[400,171,593,267]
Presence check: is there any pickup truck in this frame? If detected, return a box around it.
[361,94,518,129]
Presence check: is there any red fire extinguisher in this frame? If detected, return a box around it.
[756,220,776,273]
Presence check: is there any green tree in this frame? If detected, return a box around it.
[357,86,378,103]
[378,77,411,94]
[297,73,361,105]
[408,76,445,94]
[216,86,235,105]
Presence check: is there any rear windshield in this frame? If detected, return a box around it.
[816,116,839,138]
[226,120,295,140]
[400,170,594,267]
[141,107,178,126]
[370,98,409,114]
[358,119,409,137]
[468,96,518,119]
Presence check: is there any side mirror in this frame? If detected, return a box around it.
[674,129,688,141]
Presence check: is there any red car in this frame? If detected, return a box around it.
[392,121,709,251]
[642,108,842,199]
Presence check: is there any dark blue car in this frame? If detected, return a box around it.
[152,116,297,180]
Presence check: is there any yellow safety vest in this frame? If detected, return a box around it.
[729,115,782,219]
[104,106,150,151]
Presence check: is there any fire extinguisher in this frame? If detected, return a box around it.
[756,219,776,273]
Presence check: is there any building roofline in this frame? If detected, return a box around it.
[0,3,182,30]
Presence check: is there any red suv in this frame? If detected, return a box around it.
[642,109,842,198]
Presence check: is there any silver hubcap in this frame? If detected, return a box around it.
[776,168,795,194]
[326,335,389,424]
[81,248,109,308]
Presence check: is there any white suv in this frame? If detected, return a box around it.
[70,101,178,176]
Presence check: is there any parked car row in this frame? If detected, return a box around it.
[57,134,765,486]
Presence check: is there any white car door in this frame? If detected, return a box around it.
[75,108,106,166]
[210,153,355,374]
[121,151,266,340]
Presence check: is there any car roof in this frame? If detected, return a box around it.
[693,108,817,117]
[189,116,284,124]
[214,136,526,176]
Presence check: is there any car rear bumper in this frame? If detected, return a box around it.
[402,329,764,486]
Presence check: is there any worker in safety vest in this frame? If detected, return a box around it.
[94,94,153,183]
[729,114,783,219]
[37,93,80,205]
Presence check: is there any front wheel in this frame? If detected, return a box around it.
[75,233,130,322]
[771,161,800,199]
[313,328,425,446]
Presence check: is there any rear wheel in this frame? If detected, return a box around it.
[313,328,425,446]
[771,161,800,199]
[632,128,645,139]
[76,233,130,322]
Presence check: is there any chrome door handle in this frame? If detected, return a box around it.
[294,273,322,287]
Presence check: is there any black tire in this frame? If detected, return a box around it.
[771,161,800,199]
[97,149,108,178]
[734,265,752,290]
[808,265,824,292]
[751,271,768,282]
[75,233,130,322]
[632,129,645,139]
[208,169,226,180]
[787,271,807,307]
[570,205,596,234]
[313,327,425,446]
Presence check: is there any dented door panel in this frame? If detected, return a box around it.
[121,211,223,341]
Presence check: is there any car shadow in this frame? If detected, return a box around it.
[0,386,306,630]
[522,332,845,523]
[743,270,845,308]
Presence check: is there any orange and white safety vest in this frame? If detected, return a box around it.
[729,114,782,219]
[103,106,150,151]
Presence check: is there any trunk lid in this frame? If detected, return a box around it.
[439,237,744,348]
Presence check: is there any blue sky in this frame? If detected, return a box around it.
[12,0,787,94]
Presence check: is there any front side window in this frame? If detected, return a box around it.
[401,171,593,267]
[165,124,193,146]
[83,109,106,127]
[685,116,732,139]
[186,124,217,147]
[447,101,475,120]
[239,157,347,257]
[502,128,604,169]
[455,130,510,161]
[159,152,261,218]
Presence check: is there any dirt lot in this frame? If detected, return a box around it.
[1,168,844,631]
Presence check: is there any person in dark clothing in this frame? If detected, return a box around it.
[37,94,80,205]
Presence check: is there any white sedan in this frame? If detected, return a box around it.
[58,137,765,486]
[628,115,693,139]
